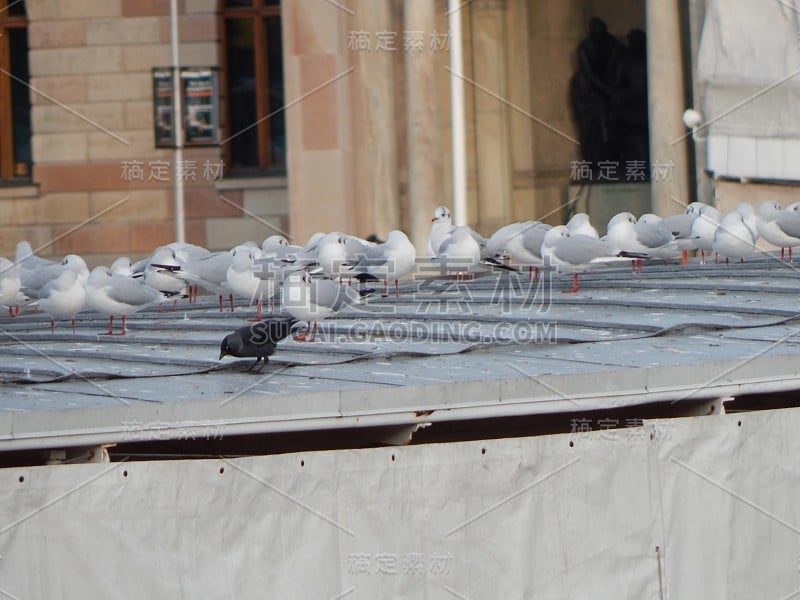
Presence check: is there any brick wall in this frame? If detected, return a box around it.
[0,0,253,265]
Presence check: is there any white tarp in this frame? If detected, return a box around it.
[697,0,800,179]
[0,407,799,598]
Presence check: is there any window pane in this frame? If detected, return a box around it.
[6,0,26,17]
[224,0,253,7]
[225,18,257,169]
[9,27,30,177]
[263,0,280,6]
[265,15,285,171]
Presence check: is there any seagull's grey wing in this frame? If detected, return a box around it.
[309,278,346,311]
[776,210,800,238]
[635,222,673,248]
[520,224,550,259]
[661,213,696,238]
[107,277,161,306]
[556,236,615,265]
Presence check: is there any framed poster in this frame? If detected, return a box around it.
[152,67,220,148]
[181,68,219,147]
[152,68,175,148]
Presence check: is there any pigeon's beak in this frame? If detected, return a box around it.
[430,217,437,222]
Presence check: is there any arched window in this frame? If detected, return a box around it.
[0,0,31,181]
[220,0,285,174]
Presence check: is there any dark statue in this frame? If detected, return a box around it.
[570,18,650,182]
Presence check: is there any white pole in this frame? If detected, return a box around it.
[448,0,467,227]
[170,0,186,243]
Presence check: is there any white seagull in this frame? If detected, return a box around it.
[38,269,87,333]
[542,226,646,293]
[85,266,162,335]
[281,270,370,342]
[346,230,417,296]
[0,257,21,317]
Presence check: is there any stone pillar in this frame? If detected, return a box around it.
[352,0,400,238]
[471,0,512,234]
[647,0,690,214]
[404,0,443,251]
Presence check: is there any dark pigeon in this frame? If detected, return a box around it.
[219,317,298,371]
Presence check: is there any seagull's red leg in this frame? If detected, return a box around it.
[101,316,115,335]
[229,293,234,312]
[50,319,55,334]
[384,279,389,296]
[781,247,785,262]
[218,294,223,313]
[395,279,400,297]
[172,298,178,312]
[308,321,317,342]
[681,249,688,266]
[120,314,127,335]
[700,249,705,265]
[534,267,540,283]
[562,272,580,293]
[71,318,76,334]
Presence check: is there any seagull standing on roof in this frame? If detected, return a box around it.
[436,226,481,280]
[541,226,646,293]
[712,210,757,265]
[0,258,21,317]
[38,269,86,334]
[85,266,162,335]
[688,204,720,264]
[566,213,599,239]
[281,270,371,342]
[346,230,417,296]
[19,254,89,299]
[226,245,283,321]
[485,221,551,282]
[756,201,800,262]
[426,205,453,258]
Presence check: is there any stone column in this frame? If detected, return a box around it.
[404,0,443,250]
[647,0,690,214]
[471,0,512,233]
[352,0,400,238]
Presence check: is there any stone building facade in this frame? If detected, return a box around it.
[0,0,792,263]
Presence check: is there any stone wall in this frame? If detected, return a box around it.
[0,0,268,265]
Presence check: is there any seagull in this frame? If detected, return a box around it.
[426,205,453,258]
[219,317,298,372]
[0,258,21,317]
[38,269,86,333]
[261,235,313,266]
[19,254,89,299]
[346,230,417,296]
[144,246,187,305]
[281,270,371,342]
[637,214,683,262]
[688,204,720,264]
[110,257,135,277]
[541,226,646,292]
[14,241,55,271]
[712,210,757,265]
[606,212,673,270]
[316,232,371,282]
[436,226,481,279]
[172,250,234,310]
[566,213,599,239]
[485,221,551,282]
[226,246,280,321]
[756,201,800,261]
[85,266,162,335]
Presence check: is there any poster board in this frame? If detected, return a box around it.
[152,67,220,148]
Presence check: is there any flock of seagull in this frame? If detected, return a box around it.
[0,199,797,349]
